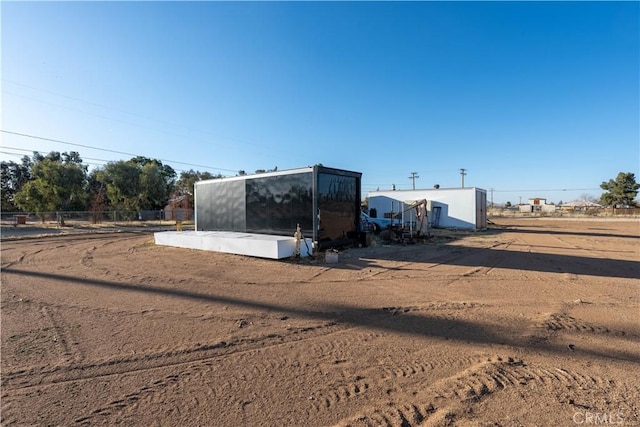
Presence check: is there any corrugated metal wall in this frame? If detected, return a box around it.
[195,179,246,231]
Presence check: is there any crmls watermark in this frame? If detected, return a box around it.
[573,411,625,425]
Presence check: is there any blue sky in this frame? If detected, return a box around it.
[2,1,638,204]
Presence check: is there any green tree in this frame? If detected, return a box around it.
[97,161,141,211]
[1,155,32,211]
[14,151,88,219]
[254,166,278,174]
[87,168,111,213]
[599,172,639,207]
[139,162,169,210]
[130,156,176,198]
[95,157,177,212]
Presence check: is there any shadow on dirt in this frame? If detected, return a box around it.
[3,268,639,364]
[316,224,640,280]
[488,224,639,240]
[341,242,639,280]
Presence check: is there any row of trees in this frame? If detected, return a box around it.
[0,151,233,217]
[2,152,637,216]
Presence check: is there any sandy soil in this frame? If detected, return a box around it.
[1,218,639,426]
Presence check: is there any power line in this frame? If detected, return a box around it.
[0,150,106,168]
[360,184,601,195]
[3,79,157,120]
[494,188,600,192]
[2,79,292,156]
[0,147,224,176]
[1,130,238,173]
[362,184,413,190]
[4,90,256,157]
[2,145,121,164]
[0,151,29,158]
[3,90,167,137]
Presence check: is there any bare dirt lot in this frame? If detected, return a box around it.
[2,218,639,426]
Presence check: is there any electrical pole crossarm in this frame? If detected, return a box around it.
[409,172,419,190]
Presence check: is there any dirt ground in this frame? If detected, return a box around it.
[1,218,639,426]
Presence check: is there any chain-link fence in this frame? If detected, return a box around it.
[0,210,194,226]
[487,206,640,218]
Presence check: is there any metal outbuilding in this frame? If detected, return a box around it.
[194,165,363,249]
[368,187,487,230]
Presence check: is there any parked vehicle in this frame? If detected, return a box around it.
[361,212,399,233]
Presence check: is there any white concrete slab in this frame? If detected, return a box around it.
[154,231,313,259]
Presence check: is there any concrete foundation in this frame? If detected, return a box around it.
[154,231,313,259]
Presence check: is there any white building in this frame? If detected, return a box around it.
[367,187,487,230]
[519,198,556,213]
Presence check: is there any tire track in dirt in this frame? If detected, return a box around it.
[73,366,202,426]
[547,233,631,260]
[307,330,384,361]
[493,233,579,285]
[2,234,144,270]
[1,248,45,269]
[80,245,101,268]
[68,321,403,424]
[2,321,350,391]
[456,241,516,277]
[306,242,511,282]
[307,267,333,280]
[71,328,389,424]
[378,352,490,382]
[548,233,640,281]
[306,305,498,413]
[169,303,491,416]
[312,378,372,412]
[365,241,514,282]
[381,302,486,314]
[309,352,489,413]
[41,304,84,365]
[302,331,387,412]
[334,356,622,427]
[66,234,147,262]
[3,232,146,250]
[541,312,634,337]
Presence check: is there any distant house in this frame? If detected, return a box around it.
[164,195,193,221]
[560,200,603,211]
[528,198,547,206]
[520,198,556,213]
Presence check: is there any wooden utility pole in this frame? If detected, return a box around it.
[409,172,419,190]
